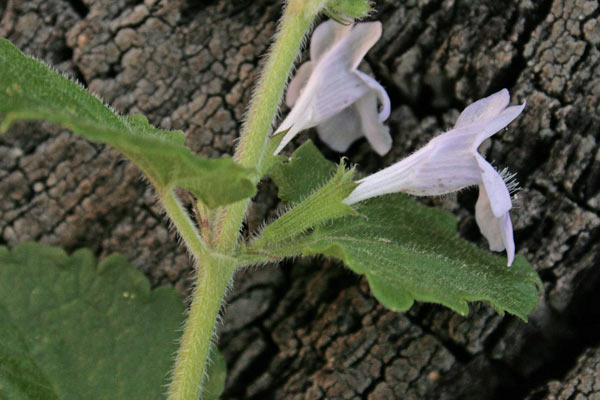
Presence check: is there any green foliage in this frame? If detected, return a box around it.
[0,242,185,399]
[324,0,372,24]
[255,143,542,320]
[0,38,255,208]
[301,196,541,319]
[255,142,357,248]
[0,305,60,400]
[269,141,337,203]
[204,346,226,400]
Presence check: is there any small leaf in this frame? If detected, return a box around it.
[253,158,357,248]
[270,140,337,203]
[204,345,227,400]
[256,144,542,320]
[324,0,372,24]
[0,242,187,399]
[0,38,255,208]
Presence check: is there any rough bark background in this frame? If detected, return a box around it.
[1,0,599,398]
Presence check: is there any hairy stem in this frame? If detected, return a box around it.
[161,189,234,400]
[167,1,328,399]
[167,258,234,400]
[217,0,328,253]
[161,190,209,259]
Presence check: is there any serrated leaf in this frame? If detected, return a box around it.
[258,143,542,320]
[0,38,255,208]
[0,242,185,399]
[303,196,541,319]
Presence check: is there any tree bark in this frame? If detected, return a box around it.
[1,0,599,398]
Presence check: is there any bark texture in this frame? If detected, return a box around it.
[1,0,599,399]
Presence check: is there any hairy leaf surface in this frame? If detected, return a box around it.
[262,142,541,319]
[0,243,184,399]
[0,38,255,207]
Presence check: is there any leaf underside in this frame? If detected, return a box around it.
[0,38,255,208]
[266,141,542,320]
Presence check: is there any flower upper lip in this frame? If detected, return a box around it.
[344,89,526,266]
[274,20,392,156]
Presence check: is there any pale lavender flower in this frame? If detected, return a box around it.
[344,89,526,266]
[273,20,392,156]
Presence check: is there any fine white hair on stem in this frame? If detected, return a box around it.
[234,10,317,164]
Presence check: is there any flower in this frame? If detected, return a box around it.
[273,19,392,156]
[344,89,526,266]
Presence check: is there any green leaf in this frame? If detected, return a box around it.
[258,143,542,320]
[270,141,337,203]
[0,304,60,400]
[254,157,357,248]
[303,196,541,319]
[0,38,255,208]
[204,345,226,400]
[0,242,186,399]
[324,0,372,24]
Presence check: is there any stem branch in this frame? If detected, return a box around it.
[166,2,329,399]
[161,189,235,400]
[161,189,210,260]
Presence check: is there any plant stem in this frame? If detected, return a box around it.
[234,0,324,169]
[216,0,328,253]
[161,189,235,400]
[167,257,234,400]
[166,1,329,399]
[161,190,209,259]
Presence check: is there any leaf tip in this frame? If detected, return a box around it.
[324,0,373,24]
